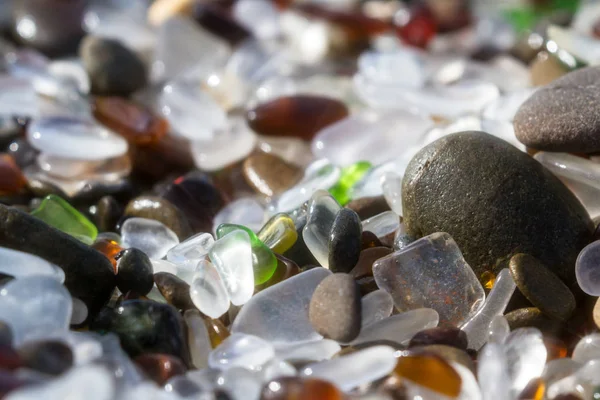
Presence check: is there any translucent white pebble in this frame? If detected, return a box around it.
[487,315,510,345]
[209,230,254,306]
[275,339,341,363]
[302,192,341,268]
[453,362,483,400]
[0,75,39,118]
[302,345,397,391]
[360,290,394,329]
[190,260,230,319]
[121,217,180,260]
[260,359,297,382]
[232,267,331,345]
[362,211,400,239]
[61,331,104,366]
[209,333,275,371]
[358,49,425,89]
[218,367,263,400]
[0,276,72,346]
[504,328,547,395]
[70,296,88,325]
[5,365,115,400]
[351,308,439,346]
[27,116,128,161]
[166,232,215,265]
[547,25,600,66]
[0,246,64,282]
[212,197,265,235]
[572,333,600,364]
[381,172,403,216]
[478,343,511,400]
[150,259,178,275]
[184,310,211,369]
[233,0,281,40]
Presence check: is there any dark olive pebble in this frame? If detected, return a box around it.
[211,161,256,202]
[91,300,190,366]
[192,3,252,46]
[0,205,116,316]
[505,307,563,336]
[124,196,193,240]
[346,195,391,221]
[92,196,123,233]
[408,327,468,350]
[328,209,362,273]
[115,248,154,296]
[7,139,37,170]
[350,247,393,279]
[134,353,187,385]
[509,253,576,321]
[361,231,383,250]
[505,286,534,313]
[283,214,320,268]
[79,36,147,97]
[0,345,22,370]
[160,173,225,234]
[0,322,12,347]
[309,273,361,342]
[154,272,196,311]
[18,341,73,376]
[410,345,476,374]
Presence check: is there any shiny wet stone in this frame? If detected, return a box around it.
[309,273,361,343]
[350,247,392,279]
[328,208,362,273]
[345,195,391,221]
[92,196,122,233]
[154,272,196,311]
[124,196,192,240]
[408,327,468,350]
[134,353,186,385]
[509,253,575,321]
[18,340,73,376]
[115,248,154,296]
[505,307,562,336]
[242,152,302,197]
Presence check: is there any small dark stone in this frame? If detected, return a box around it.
[515,66,600,153]
[509,253,576,321]
[505,307,563,336]
[134,353,186,385]
[350,247,392,279]
[356,275,379,296]
[0,205,116,316]
[91,300,190,365]
[0,322,12,347]
[361,231,383,250]
[79,35,147,97]
[7,138,37,170]
[346,196,391,221]
[124,196,192,240]
[409,327,468,350]
[192,3,252,46]
[154,272,196,311]
[242,152,302,197]
[18,341,73,376]
[0,345,21,371]
[93,196,122,233]
[116,248,154,296]
[402,131,594,285]
[328,208,362,273]
[309,273,361,342]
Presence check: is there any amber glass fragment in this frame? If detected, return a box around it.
[92,238,122,273]
[205,318,230,349]
[394,354,461,397]
[260,376,344,400]
[0,154,27,194]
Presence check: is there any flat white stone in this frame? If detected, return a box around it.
[184,310,212,369]
[212,197,265,235]
[504,328,547,396]
[572,333,600,364]
[0,75,39,118]
[358,49,425,89]
[209,333,275,371]
[0,246,64,282]
[233,0,280,40]
[190,260,230,319]
[381,172,403,216]
[548,25,600,66]
[362,211,400,239]
[166,232,214,266]
[477,343,511,400]
[121,217,180,260]
[275,339,341,362]
[360,289,394,329]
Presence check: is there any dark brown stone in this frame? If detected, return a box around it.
[124,196,193,240]
[505,307,563,336]
[154,272,196,311]
[409,327,468,350]
[135,353,186,385]
[360,231,383,250]
[116,248,154,296]
[346,196,391,220]
[350,247,392,279]
[192,3,252,46]
[242,152,302,197]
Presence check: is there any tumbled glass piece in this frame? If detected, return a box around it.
[166,232,214,265]
[505,328,547,395]
[205,318,230,349]
[257,213,298,254]
[70,297,88,325]
[302,193,342,268]
[350,308,439,346]
[0,76,39,118]
[395,354,462,397]
[374,232,485,327]
[362,211,400,240]
[232,267,331,345]
[0,246,64,282]
[247,95,349,140]
[209,229,254,305]
[260,376,343,400]
[209,333,275,371]
[547,25,600,66]
[276,339,341,363]
[30,195,98,245]
[381,172,403,216]
[27,116,128,161]
[217,367,263,400]
[301,345,397,391]
[328,161,372,205]
[576,240,600,296]
[488,315,510,345]
[92,96,168,145]
[212,198,265,235]
[0,276,72,346]
[233,0,280,40]
[216,224,277,285]
[190,260,230,319]
[183,310,211,369]
[478,343,511,400]
[572,333,600,364]
[35,153,131,181]
[461,268,516,350]
[361,289,394,329]
[121,217,180,260]
[0,154,27,194]
[312,110,433,167]
[158,79,227,141]
[243,152,303,198]
[358,49,425,89]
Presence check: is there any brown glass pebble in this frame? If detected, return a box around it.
[243,152,303,197]
[0,345,22,371]
[0,154,27,194]
[135,353,186,385]
[192,3,252,46]
[346,196,391,220]
[350,247,392,279]
[92,238,122,273]
[154,272,196,311]
[361,231,383,250]
[394,354,461,397]
[92,97,169,146]
[408,327,468,350]
[260,376,344,400]
[205,318,230,348]
[247,95,349,141]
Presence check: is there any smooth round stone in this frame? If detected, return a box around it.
[0,246,64,282]
[394,353,461,398]
[92,196,122,233]
[572,334,600,364]
[515,66,600,153]
[509,254,575,321]
[530,51,569,87]
[121,217,180,260]
[576,240,600,296]
[409,327,468,350]
[209,333,275,371]
[505,308,562,336]
[190,260,230,319]
[124,196,192,240]
[79,36,147,96]
[309,273,361,343]
[328,209,362,273]
[27,116,128,161]
[360,290,394,329]
[242,152,303,197]
[115,248,154,296]
[154,272,195,311]
[402,131,594,284]
[0,276,72,346]
[18,340,73,376]
[70,297,88,325]
[134,353,186,385]
[345,196,391,221]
